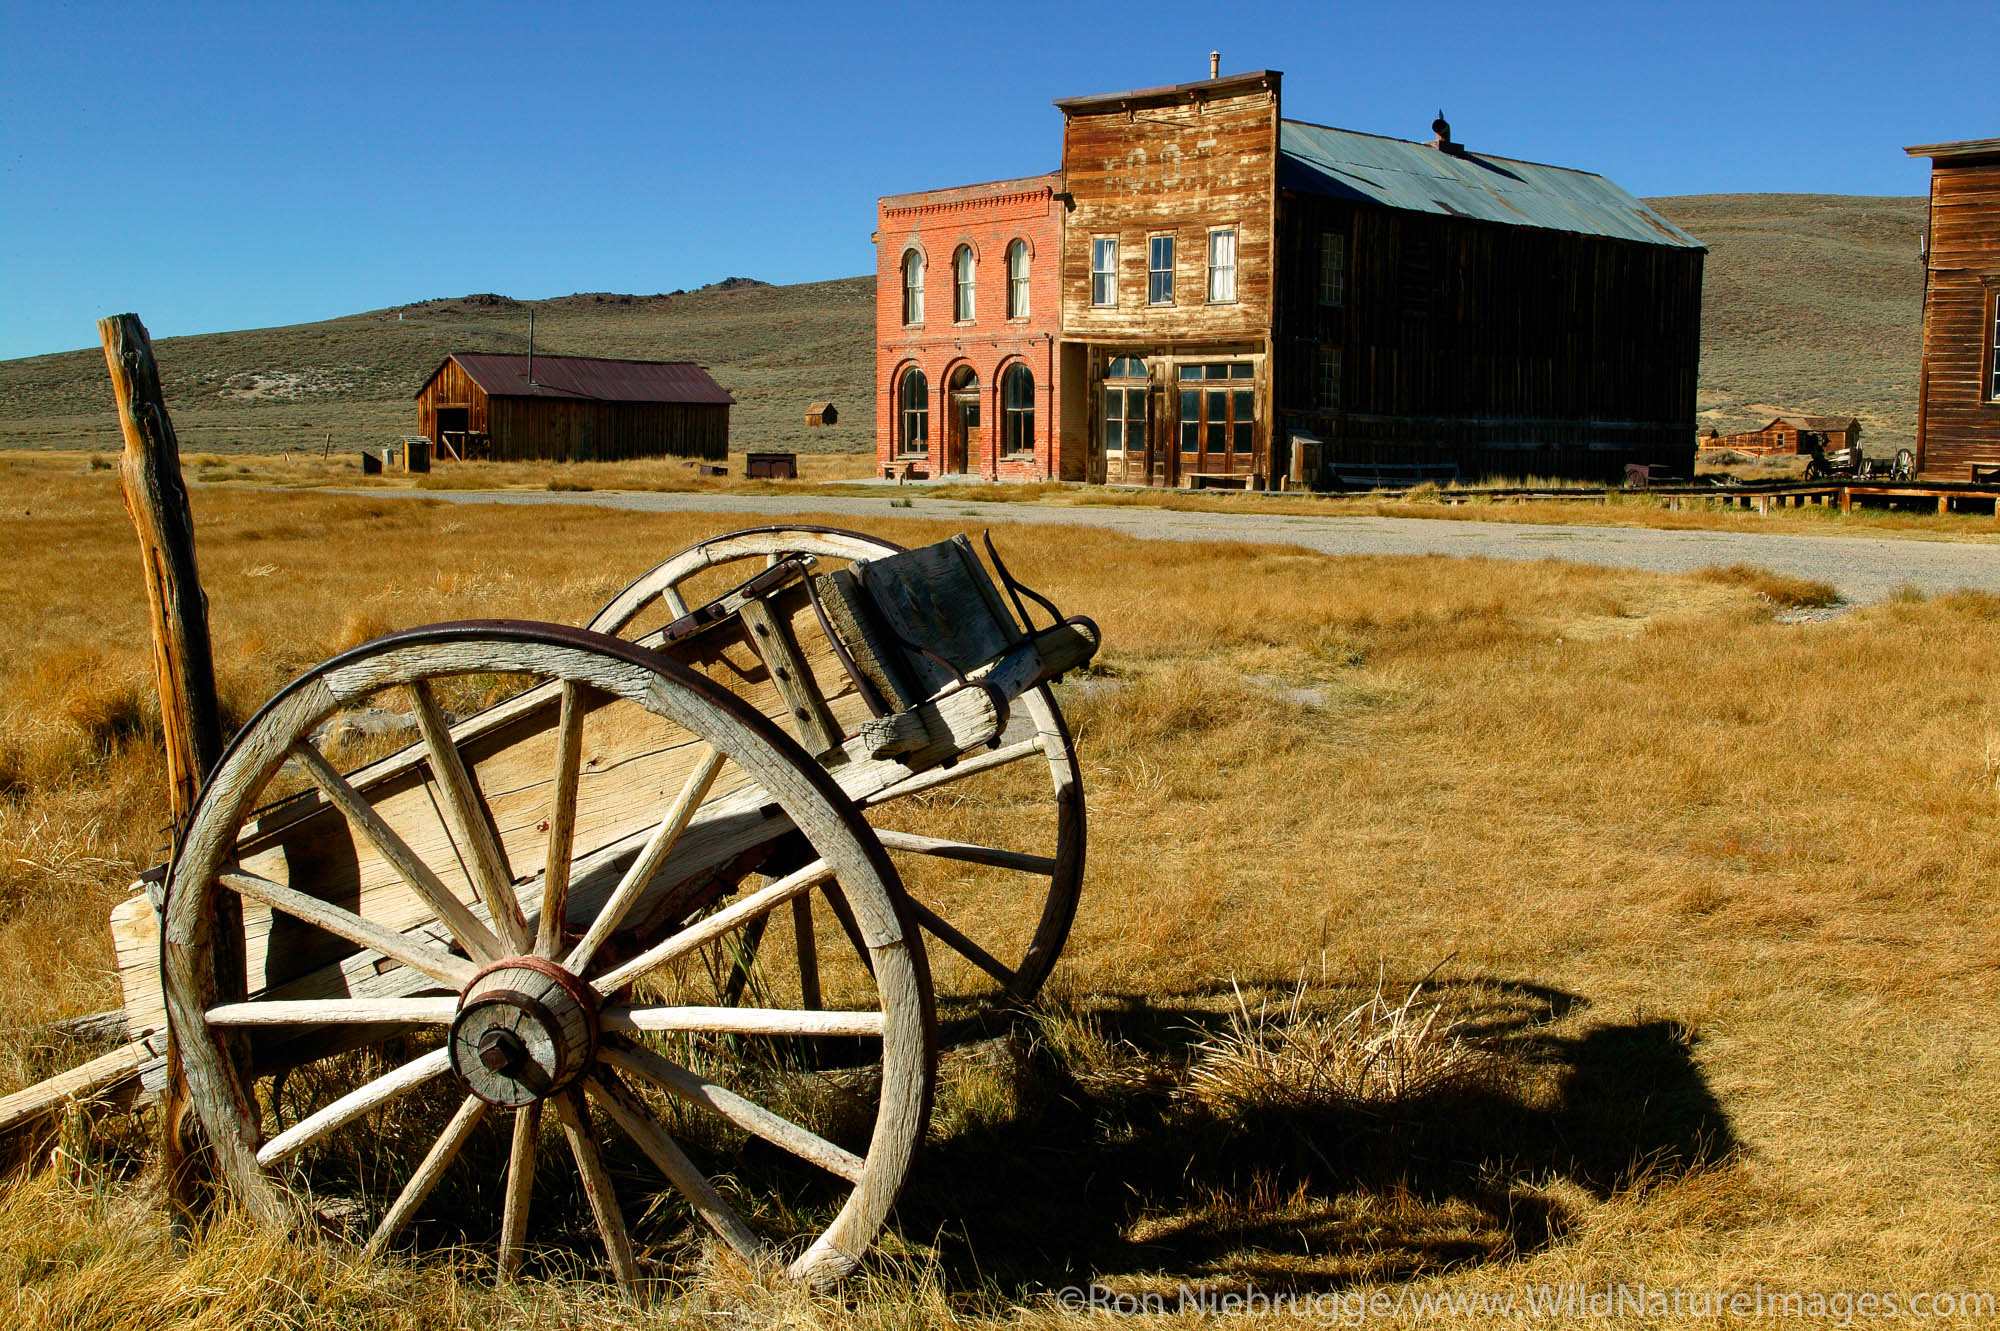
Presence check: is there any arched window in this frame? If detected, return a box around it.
[898,367,928,455]
[901,250,925,325]
[1006,240,1029,318]
[954,245,975,322]
[1002,364,1035,455]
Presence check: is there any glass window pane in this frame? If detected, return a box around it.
[1234,389,1253,421]
[1232,363,1253,379]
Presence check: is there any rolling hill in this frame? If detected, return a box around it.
[0,194,1929,457]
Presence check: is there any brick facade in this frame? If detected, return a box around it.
[874,174,1070,481]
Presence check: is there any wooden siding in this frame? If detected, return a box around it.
[1915,158,2000,477]
[414,357,490,441]
[415,356,728,463]
[1270,191,1703,483]
[1059,78,1279,346]
[483,398,728,463]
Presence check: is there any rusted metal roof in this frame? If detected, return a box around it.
[1280,120,1703,250]
[427,354,734,405]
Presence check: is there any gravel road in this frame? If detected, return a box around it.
[364,487,2000,606]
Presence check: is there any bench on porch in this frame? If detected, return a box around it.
[1183,472,1251,491]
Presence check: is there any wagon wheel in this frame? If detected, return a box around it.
[589,526,1084,1027]
[163,622,934,1287]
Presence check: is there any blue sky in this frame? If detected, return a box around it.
[1,0,1990,360]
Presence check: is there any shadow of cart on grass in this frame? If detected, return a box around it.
[898,977,1737,1296]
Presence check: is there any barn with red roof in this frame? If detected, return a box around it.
[415,352,732,462]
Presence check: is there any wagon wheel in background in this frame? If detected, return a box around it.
[588,526,1085,1028]
[162,622,934,1287]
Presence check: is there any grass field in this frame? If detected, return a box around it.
[0,194,1927,462]
[3,457,1999,1326]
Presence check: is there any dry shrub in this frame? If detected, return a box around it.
[333,608,400,653]
[1695,563,1841,609]
[1186,972,1491,1115]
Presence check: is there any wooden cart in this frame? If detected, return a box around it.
[11,522,1097,1288]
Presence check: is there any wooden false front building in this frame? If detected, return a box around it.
[875,68,1704,487]
[1907,138,2000,478]
[415,353,733,463]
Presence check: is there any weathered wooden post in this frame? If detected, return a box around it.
[99,314,224,826]
[98,312,230,1209]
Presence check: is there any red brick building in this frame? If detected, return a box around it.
[873,173,1070,480]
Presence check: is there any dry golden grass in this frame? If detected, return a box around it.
[164,448,876,494]
[3,452,2000,1323]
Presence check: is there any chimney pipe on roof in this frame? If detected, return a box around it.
[527,308,536,386]
[1210,50,1220,79]
[1431,110,1464,156]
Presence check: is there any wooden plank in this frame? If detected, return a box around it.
[739,597,841,755]
[0,1041,148,1139]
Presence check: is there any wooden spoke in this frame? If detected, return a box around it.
[872,828,1057,876]
[719,913,768,1006]
[289,742,504,963]
[257,1047,452,1167]
[219,870,477,989]
[552,1089,639,1291]
[593,858,832,996]
[536,682,588,959]
[497,1102,541,1283]
[861,738,1042,807]
[791,894,821,1010]
[603,1005,884,1038]
[409,680,527,953]
[661,585,689,619]
[206,997,457,1027]
[586,1073,762,1259]
[816,880,874,978]
[602,1040,863,1184]
[899,896,1017,988]
[565,746,725,976]
[365,1092,488,1255]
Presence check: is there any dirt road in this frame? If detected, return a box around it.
[374,488,2000,605]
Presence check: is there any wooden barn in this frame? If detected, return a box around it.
[414,353,732,463]
[1906,138,2000,477]
[1710,414,1862,455]
[805,401,838,427]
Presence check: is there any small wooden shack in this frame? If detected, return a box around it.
[415,353,732,463]
[1710,414,1861,455]
[1906,137,2000,477]
[805,402,837,427]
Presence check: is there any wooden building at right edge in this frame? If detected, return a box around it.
[1906,138,2000,477]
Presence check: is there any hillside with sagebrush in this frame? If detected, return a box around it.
[0,194,1928,456]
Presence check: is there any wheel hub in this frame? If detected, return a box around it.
[449,957,598,1107]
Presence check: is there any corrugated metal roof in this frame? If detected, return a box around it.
[432,354,735,405]
[1280,121,1703,250]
